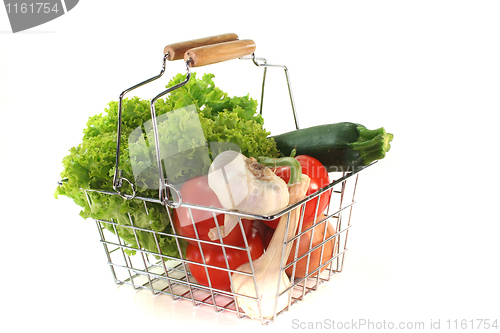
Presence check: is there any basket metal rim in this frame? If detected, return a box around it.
[83,162,374,220]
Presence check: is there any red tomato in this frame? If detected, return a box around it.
[173,175,253,250]
[262,223,275,249]
[186,227,264,292]
[264,155,332,229]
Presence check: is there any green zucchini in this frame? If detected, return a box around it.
[270,122,393,172]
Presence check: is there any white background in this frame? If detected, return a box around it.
[1,1,499,332]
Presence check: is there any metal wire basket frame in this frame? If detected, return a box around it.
[82,38,373,325]
[84,168,364,324]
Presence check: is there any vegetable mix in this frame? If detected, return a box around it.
[54,72,279,258]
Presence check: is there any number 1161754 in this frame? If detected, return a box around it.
[5,2,60,14]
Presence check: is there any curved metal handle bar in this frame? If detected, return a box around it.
[112,34,241,195]
[112,53,170,194]
[240,54,299,130]
[149,60,192,206]
[113,51,298,204]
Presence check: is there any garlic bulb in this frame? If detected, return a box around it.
[207,150,289,240]
[231,175,311,320]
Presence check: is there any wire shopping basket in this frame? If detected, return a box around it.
[78,34,373,324]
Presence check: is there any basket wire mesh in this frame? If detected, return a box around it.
[84,168,363,323]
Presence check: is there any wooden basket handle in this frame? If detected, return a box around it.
[184,39,256,68]
[163,33,239,61]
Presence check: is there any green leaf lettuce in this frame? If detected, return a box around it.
[55,72,279,259]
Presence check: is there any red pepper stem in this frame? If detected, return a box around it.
[257,156,302,185]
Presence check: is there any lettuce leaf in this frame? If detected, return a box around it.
[55,72,279,259]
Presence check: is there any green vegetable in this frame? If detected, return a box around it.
[271,122,393,172]
[257,154,302,184]
[55,72,279,258]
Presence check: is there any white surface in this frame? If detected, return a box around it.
[1,1,499,332]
